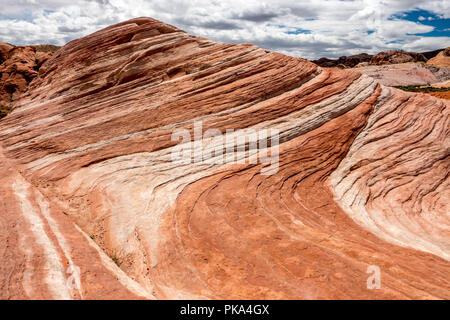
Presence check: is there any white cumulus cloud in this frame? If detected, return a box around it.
[0,0,448,59]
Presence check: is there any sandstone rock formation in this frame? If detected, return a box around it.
[370,49,427,65]
[421,48,444,60]
[313,49,436,69]
[351,63,450,87]
[0,42,14,64]
[313,53,372,68]
[0,43,57,119]
[428,47,450,67]
[0,18,449,300]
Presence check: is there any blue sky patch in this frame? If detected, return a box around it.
[285,28,312,35]
[272,24,312,35]
[392,9,450,37]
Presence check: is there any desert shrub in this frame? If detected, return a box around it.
[33,44,60,53]
[394,85,450,93]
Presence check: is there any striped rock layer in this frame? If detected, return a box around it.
[0,18,448,299]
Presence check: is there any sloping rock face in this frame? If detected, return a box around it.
[428,47,450,67]
[0,43,56,119]
[370,49,427,65]
[0,18,449,299]
[421,48,444,60]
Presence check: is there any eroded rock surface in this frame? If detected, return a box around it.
[0,42,14,64]
[0,18,449,299]
[0,43,57,118]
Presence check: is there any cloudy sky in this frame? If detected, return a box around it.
[0,0,449,59]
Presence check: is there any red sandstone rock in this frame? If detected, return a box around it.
[428,47,450,67]
[370,49,427,65]
[0,42,13,64]
[0,44,58,118]
[0,18,448,300]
